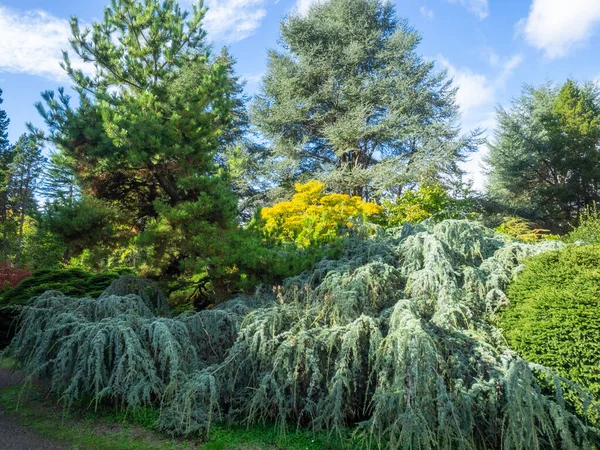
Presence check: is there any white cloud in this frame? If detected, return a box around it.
[448,0,489,19]
[202,0,268,43]
[439,53,522,126]
[496,54,523,84]
[243,73,264,85]
[520,0,600,59]
[295,0,327,16]
[438,53,522,190]
[0,6,90,81]
[481,46,500,67]
[438,56,495,121]
[420,7,434,20]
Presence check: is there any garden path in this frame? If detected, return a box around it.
[0,369,66,450]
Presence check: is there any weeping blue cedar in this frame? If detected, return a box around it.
[6,221,600,449]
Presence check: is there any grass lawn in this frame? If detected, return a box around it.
[0,374,356,450]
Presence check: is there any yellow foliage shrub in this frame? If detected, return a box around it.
[260,181,382,247]
[494,217,558,242]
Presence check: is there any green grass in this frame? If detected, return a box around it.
[198,424,354,450]
[0,381,359,449]
[0,385,197,450]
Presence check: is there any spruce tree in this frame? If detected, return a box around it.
[252,0,478,200]
[0,89,8,151]
[8,133,45,264]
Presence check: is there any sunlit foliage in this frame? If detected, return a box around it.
[500,245,600,418]
[495,216,557,243]
[260,181,382,247]
[488,80,600,231]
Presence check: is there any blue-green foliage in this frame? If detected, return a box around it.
[6,221,600,449]
[6,280,249,410]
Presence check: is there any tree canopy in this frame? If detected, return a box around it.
[252,0,478,201]
[35,0,244,288]
[2,1,600,448]
[487,80,600,231]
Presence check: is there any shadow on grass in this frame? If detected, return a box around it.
[0,380,359,450]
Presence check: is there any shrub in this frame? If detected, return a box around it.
[566,203,600,244]
[381,183,452,226]
[0,268,126,306]
[260,180,382,247]
[6,222,600,449]
[0,262,31,291]
[499,245,600,402]
[0,268,125,348]
[380,183,478,228]
[495,216,558,242]
[5,283,252,409]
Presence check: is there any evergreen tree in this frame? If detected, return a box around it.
[36,0,243,285]
[8,133,45,264]
[252,0,478,200]
[40,151,78,203]
[0,88,8,151]
[0,89,13,262]
[487,80,600,231]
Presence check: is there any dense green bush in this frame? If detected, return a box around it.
[0,268,127,348]
[7,221,600,449]
[0,268,127,306]
[499,245,600,401]
[565,204,600,244]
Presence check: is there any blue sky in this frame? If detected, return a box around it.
[0,0,599,189]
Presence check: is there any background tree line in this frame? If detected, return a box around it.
[3,1,600,449]
[0,0,598,304]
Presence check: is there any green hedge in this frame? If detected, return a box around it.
[0,268,127,348]
[499,245,600,399]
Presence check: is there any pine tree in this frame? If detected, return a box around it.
[35,0,243,282]
[252,0,479,200]
[40,152,78,203]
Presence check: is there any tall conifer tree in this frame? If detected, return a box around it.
[8,133,45,264]
[487,80,600,231]
[35,0,244,285]
[0,89,13,262]
[252,0,478,200]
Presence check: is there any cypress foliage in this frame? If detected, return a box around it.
[6,221,600,449]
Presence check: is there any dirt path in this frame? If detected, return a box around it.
[0,369,67,450]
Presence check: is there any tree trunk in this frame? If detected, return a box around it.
[15,207,25,266]
[149,163,180,205]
